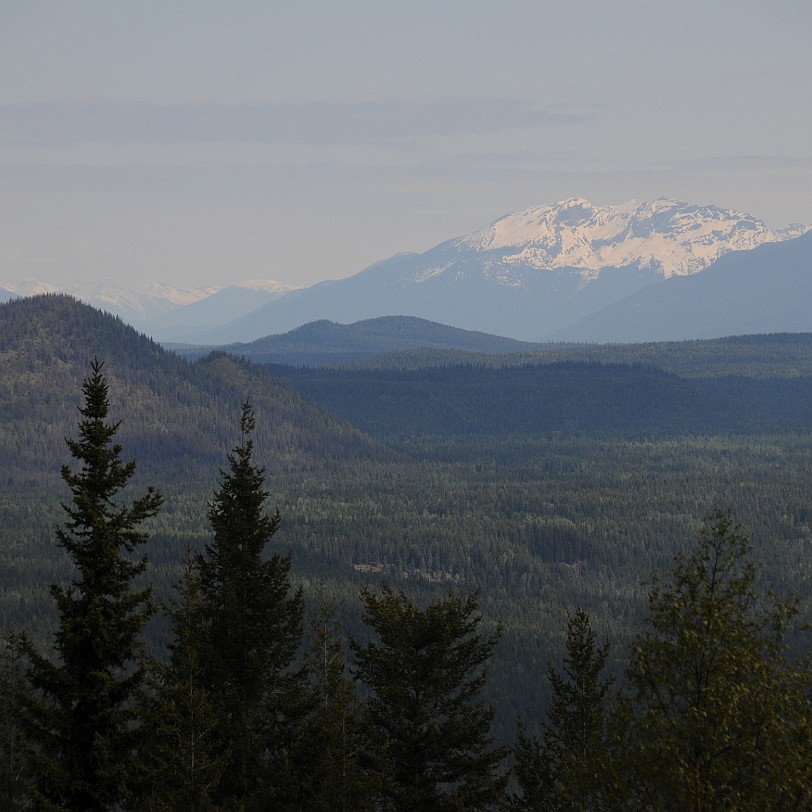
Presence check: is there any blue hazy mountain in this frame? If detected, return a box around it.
[550,231,812,343]
[178,198,807,344]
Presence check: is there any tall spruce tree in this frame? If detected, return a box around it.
[195,400,305,809]
[620,511,812,810]
[21,359,163,811]
[291,598,377,812]
[352,585,507,812]
[144,551,223,812]
[511,608,614,812]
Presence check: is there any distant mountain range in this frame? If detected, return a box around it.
[145,280,300,340]
[0,278,216,325]
[0,278,298,337]
[4,198,809,344]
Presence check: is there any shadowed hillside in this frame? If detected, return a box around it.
[0,295,387,493]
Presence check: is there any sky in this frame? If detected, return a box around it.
[1,1,810,291]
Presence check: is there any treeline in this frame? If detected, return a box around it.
[327,331,812,378]
[2,363,812,810]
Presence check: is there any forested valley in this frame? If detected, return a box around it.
[2,294,812,809]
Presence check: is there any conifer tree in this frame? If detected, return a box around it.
[353,585,507,811]
[21,358,163,811]
[511,608,614,811]
[144,552,222,812]
[195,399,305,809]
[291,598,377,812]
[621,511,812,810]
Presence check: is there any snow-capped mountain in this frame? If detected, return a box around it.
[237,279,299,295]
[185,198,809,344]
[0,278,298,336]
[457,197,806,279]
[0,279,216,326]
[147,279,301,341]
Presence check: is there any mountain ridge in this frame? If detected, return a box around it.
[550,231,812,342]
[3,198,809,344]
[178,197,809,344]
[458,197,806,278]
[0,278,299,334]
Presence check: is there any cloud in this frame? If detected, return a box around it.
[0,97,596,148]
[661,155,812,173]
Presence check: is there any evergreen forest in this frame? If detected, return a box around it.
[2,294,812,809]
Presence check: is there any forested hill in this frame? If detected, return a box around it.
[0,294,389,494]
[173,315,545,366]
[269,361,812,440]
[329,332,812,378]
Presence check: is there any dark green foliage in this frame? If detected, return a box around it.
[20,359,163,811]
[272,330,812,378]
[0,628,26,810]
[619,511,812,810]
[271,361,812,440]
[5,297,812,808]
[195,400,306,809]
[353,585,507,811]
[512,609,614,811]
[290,598,378,811]
[143,552,223,811]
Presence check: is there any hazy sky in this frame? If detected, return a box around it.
[2,1,810,290]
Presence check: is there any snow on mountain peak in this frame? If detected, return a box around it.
[138,282,219,306]
[1,279,61,297]
[457,198,810,278]
[237,279,302,294]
